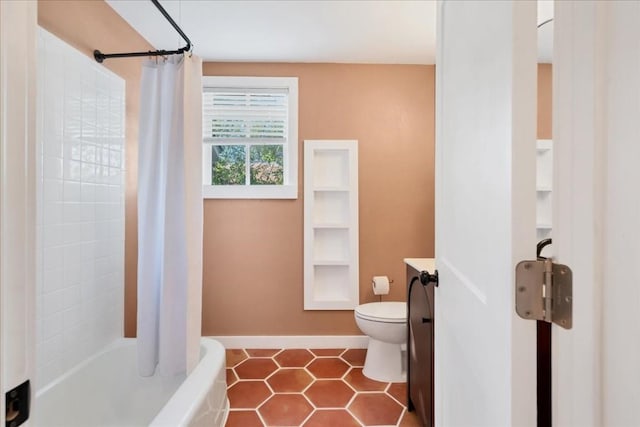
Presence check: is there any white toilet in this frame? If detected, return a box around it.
[354,301,407,383]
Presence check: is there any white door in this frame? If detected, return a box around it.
[0,1,37,425]
[435,1,537,426]
[553,1,640,425]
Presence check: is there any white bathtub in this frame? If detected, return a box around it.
[34,338,228,427]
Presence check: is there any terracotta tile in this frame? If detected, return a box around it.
[246,349,280,357]
[399,409,423,427]
[225,410,265,427]
[348,393,404,426]
[228,381,272,409]
[274,349,315,367]
[258,394,313,426]
[267,368,314,393]
[341,348,367,367]
[226,368,238,387]
[309,348,345,356]
[226,349,248,368]
[306,358,350,379]
[235,358,279,379]
[344,367,388,391]
[387,382,408,406]
[303,409,361,427]
[304,379,355,408]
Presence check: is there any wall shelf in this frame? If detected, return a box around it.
[536,139,553,241]
[304,140,359,310]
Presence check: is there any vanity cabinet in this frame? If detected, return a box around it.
[405,258,435,427]
[303,140,359,310]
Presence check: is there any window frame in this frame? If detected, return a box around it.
[202,76,298,199]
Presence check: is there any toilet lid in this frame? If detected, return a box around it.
[355,302,406,323]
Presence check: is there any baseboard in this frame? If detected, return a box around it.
[208,335,368,349]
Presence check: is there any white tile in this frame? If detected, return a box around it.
[43,268,65,294]
[41,334,63,363]
[63,181,81,202]
[43,290,65,317]
[43,246,63,271]
[62,285,81,309]
[80,162,96,183]
[42,312,63,340]
[43,202,63,226]
[43,156,63,180]
[63,159,82,182]
[63,203,83,223]
[80,182,96,203]
[62,306,82,330]
[43,179,63,202]
[43,224,65,248]
[61,223,82,244]
[63,263,82,288]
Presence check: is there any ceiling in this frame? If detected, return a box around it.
[106,0,553,65]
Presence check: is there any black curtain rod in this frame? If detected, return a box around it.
[94,0,192,63]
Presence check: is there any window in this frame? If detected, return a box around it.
[202,76,298,199]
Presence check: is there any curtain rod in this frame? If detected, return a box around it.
[94,0,192,63]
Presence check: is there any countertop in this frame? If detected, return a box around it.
[403,258,436,272]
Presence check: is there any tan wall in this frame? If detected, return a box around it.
[38,0,152,337]
[201,63,435,335]
[538,64,552,139]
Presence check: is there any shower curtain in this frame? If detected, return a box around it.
[137,54,203,377]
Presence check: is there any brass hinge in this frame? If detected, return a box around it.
[515,258,573,329]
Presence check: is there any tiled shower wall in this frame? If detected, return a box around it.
[36,28,125,389]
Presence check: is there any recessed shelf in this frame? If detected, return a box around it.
[304,140,358,310]
[313,260,350,266]
[537,139,552,151]
[536,223,553,229]
[314,187,349,192]
[313,223,349,229]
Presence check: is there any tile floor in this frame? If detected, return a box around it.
[225,348,421,427]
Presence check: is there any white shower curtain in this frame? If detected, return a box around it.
[137,54,203,377]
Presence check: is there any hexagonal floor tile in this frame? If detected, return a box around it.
[246,349,280,357]
[341,348,367,366]
[343,367,387,391]
[258,394,313,426]
[267,368,314,392]
[387,382,408,406]
[226,368,238,387]
[227,381,273,409]
[303,409,360,427]
[225,410,265,427]
[304,379,355,408]
[235,358,279,379]
[275,349,315,367]
[309,348,345,356]
[348,393,404,426]
[306,358,350,379]
[226,349,248,368]
[399,409,423,427]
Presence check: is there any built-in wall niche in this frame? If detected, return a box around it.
[312,191,349,226]
[536,139,553,241]
[304,140,358,310]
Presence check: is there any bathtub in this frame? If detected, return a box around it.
[34,338,228,427]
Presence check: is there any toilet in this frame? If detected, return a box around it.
[354,301,407,383]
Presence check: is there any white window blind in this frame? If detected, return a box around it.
[203,87,289,142]
[201,76,298,200]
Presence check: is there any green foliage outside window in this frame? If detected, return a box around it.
[211,144,284,185]
[211,145,245,185]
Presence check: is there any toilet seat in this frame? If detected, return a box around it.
[355,302,406,323]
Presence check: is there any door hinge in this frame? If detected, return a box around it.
[515,258,572,329]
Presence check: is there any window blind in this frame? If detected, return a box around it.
[203,87,289,142]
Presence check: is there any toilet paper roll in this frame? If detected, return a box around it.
[372,276,390,295]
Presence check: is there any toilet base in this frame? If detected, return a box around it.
[362,338,406,383]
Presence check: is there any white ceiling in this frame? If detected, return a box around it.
[105,0,553,65]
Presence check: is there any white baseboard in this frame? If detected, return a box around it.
[208,335,368,349]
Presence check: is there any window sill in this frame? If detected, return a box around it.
[202,184,298,200]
